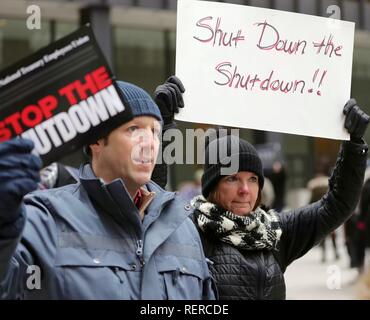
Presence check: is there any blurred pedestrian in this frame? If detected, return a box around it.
[307,157,340,263]
[261,177,275,209]
[179,169,203,202]
[265,160,286,212]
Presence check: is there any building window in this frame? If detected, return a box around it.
[0,18,49,69]
[113,27,166,93]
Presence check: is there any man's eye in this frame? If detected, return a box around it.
[152,128,161,137]
[250,176,258,183]
[128,126,138,132]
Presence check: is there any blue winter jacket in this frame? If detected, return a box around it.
[0,164,215,300]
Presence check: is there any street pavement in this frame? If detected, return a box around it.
[285,232,361,300]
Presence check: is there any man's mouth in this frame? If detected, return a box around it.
[133,158,153,164]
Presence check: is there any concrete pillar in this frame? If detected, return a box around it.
[80,5,113,70]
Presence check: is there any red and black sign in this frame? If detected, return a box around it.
[0,25,133,165]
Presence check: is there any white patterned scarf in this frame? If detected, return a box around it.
[191,195,282,250]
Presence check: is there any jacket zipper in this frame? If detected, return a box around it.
[136,239,145,267]
[256,252,266,299]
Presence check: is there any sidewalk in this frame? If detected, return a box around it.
[285,237,360,300]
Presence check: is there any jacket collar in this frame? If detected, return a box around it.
[78,163,176,236]
[135,187,156,219]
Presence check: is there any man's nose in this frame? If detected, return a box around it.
[139,129,155,147]
[139,129,155,159]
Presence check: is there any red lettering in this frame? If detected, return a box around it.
[313,34,342,58]
[39,95,58,119]
[214,62,306,94]
[334,46,342,56]
[193,16,245,48]
[0,122,12,142]
[4,113,23,135]
[92,66,112,90]
[59,82,78,105]
[313,37,326,54]
[256,20,279,51]
[59,66,111,104]
[193,16,214,43]
[21,105,43,128]
[214,62,233,86]
[75,74,98,100]
[256,21,306,55]
[0,94,58,139]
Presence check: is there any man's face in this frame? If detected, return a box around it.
[91,116,161,193]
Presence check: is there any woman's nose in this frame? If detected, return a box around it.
[238,182,250,195]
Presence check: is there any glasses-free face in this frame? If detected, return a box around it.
[211,171,259,216]
[90,116,161,196]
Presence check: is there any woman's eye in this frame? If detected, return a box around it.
[250,176,258,183]
[226,176,237,182]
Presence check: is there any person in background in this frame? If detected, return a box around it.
[179,169,203,203]
[261,177,275,210]
[265,160,286,212]
[307,157,340,263]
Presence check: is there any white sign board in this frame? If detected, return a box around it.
[175,0,355,140]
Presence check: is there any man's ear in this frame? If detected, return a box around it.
[89,139,104,155]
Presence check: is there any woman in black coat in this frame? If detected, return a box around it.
[190,100,369,300]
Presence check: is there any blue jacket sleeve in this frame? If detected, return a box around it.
[0,206,33,299]
[0,194,58,299]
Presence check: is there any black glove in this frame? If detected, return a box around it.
[0,139,42,224]
[154,76,185,126]
[343,99,369,142]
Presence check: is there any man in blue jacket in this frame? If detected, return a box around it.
[0,79,216,300]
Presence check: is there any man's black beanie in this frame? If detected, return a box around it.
[201,135,264,198]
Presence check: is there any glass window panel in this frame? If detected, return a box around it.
[275,0,295,11]
[0,18,49,69]
[114,27,165,93]
[138,0,164,9]
[55,21,78,41]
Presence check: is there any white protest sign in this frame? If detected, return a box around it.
[175,0,355,140]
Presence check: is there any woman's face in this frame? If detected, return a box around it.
[211,171,259,216]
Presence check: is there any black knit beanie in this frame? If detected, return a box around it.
[201,135,264,198]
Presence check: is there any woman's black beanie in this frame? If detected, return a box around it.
[201,135,264,198]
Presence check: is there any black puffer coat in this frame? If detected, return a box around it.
[196,140,368,300]
[359,177,370,248]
